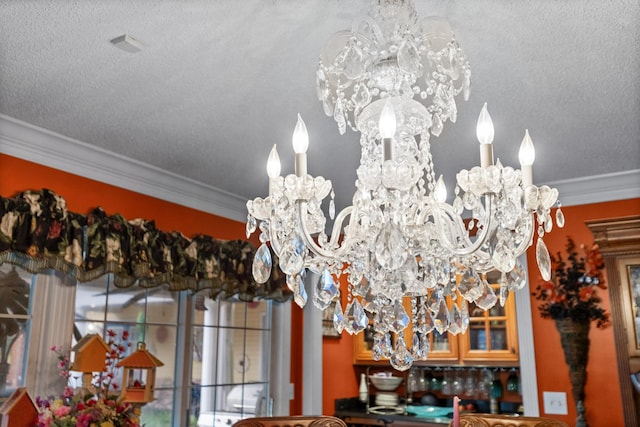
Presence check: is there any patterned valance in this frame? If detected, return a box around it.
[0,189,288,301]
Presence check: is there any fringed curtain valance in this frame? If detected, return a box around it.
[0,189,288,301]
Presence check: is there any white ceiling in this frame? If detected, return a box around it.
[0,1,639,222]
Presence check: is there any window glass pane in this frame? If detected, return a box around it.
[75,277,108,323]
[432,330,451,351]
[105,287,147,323]
[488,304,505,317]
[193,293,219,327]
[0,265,33,398]
[469,321,487,350]
[141,388,174,425]
[244,301,270,330]
[145,325,176,388]
[232,329,270,383]
[469,302,485,318]
[489,322,507,350]
[145,288,179,324]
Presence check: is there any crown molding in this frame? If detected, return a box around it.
[544,169,640,207]
[1,114,638,223]
[0,114,248,222]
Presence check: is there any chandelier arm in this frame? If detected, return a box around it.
[267,216,284,258]
[431,196,495,258]
[296,200,354,260]
[511,212,536,258]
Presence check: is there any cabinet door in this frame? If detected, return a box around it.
[459,283,519,362]
[424,329,459,361]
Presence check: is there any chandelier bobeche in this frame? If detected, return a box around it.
[246,0,564,371]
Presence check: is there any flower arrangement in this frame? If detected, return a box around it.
[35,330,140,427]
[533,236,610,328]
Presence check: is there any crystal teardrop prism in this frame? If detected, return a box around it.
[448,303,463,335]
[246,215,257,238]
[252,243,272,284]
[372,333,383,361]
[344,299,368,335]
[374,222,409,270]
[390,300,410,333]
[390,336,413,371]
[334,98,347,135]
[475,280,498,310]
[556,208,565,228]
[293,279,308,308]
[499,282,508,307]
[333,300,345,334]
[434,299,450,334]
[460,301,469,333]
[419,334,430,360]
[278,233,305,275]
[458,269,482,302]
[382,333,393,358]
[536,238,552,281]
[431,114,443,136]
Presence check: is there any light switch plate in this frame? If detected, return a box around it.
[543,391,568,415]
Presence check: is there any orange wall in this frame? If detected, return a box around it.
[526,198,639,426]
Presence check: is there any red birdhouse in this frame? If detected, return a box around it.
[0,387,38,427]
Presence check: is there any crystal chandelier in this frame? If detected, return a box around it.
[246,0,564,371]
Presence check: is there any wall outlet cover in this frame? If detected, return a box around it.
[543,391,568,415]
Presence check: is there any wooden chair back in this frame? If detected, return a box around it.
[234,416,348,427]
[449,413,570,427]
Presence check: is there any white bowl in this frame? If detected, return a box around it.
[369,375,403,391]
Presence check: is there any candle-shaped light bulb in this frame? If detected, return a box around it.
[379,99,397,139]
[292,114,308,177]
[476,103,494,145]
[519,129,535,166]
[519,129,535,186]
[266,144,281,178]
[476,102,494,167]
[292,114,309,154]
[435,175,447,203]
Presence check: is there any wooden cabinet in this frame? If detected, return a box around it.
[353,283,519,366]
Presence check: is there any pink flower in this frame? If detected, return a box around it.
[53,405,71,417]
[63,386,74,398]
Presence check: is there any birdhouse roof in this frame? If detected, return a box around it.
[116,343,164,368]
[72,334,110,352]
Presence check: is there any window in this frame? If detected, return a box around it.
[0,269,276,426]
[0,264,32,400]
[189,298,272,427]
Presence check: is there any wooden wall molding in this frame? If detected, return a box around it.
[587,215,640,427]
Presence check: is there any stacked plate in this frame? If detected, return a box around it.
[375,392,399,407]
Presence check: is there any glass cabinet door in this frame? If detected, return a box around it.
[460,283,519,362]
[426,329,459,361]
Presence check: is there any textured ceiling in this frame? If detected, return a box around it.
[0,1,639,219]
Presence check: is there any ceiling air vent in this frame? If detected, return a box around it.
[110,34,143,53]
